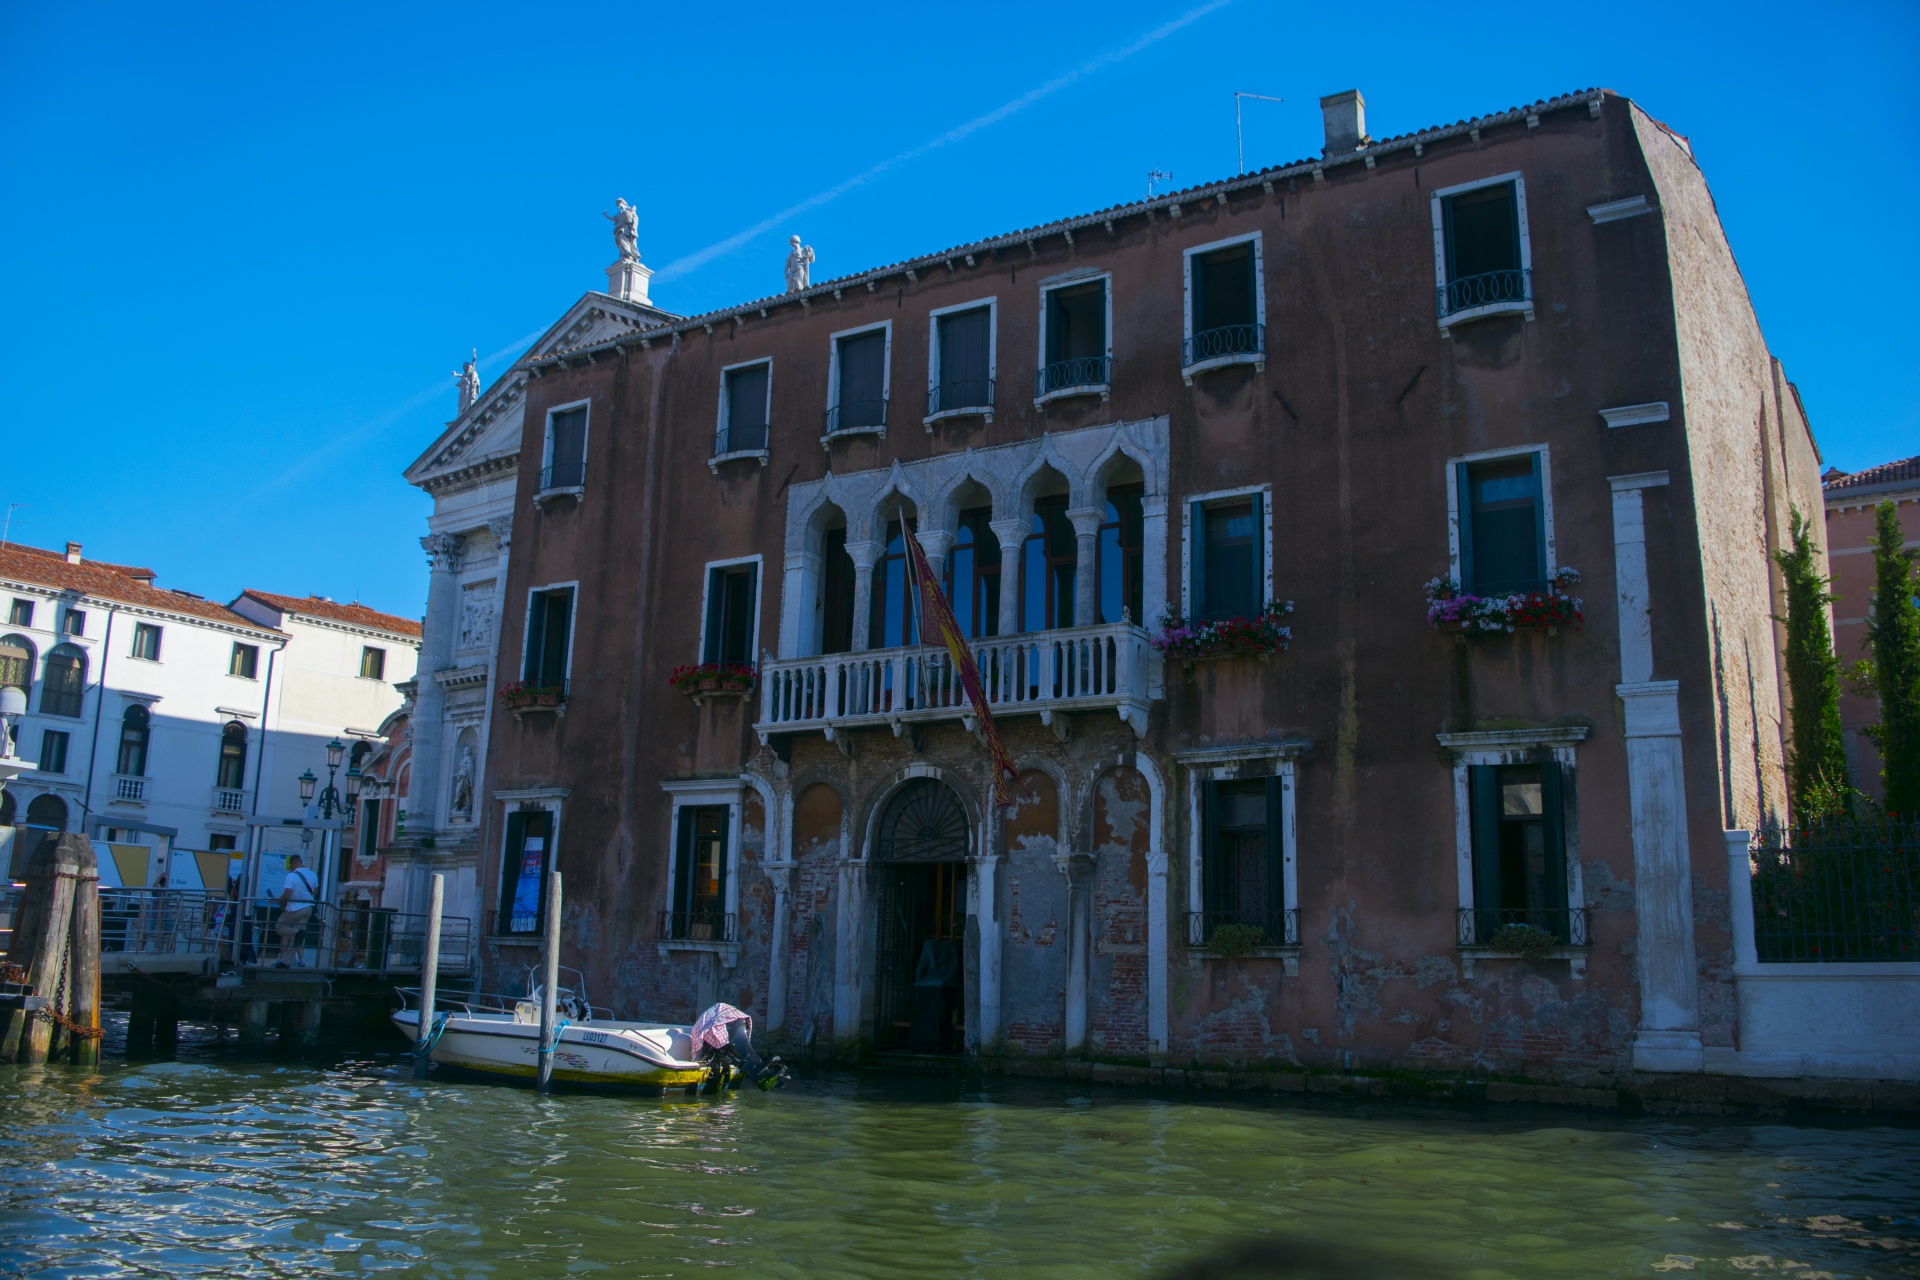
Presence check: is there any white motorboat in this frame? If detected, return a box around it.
[392,972,739,1093]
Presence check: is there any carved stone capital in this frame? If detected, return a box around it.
[487,517,514,552]
[421,532,465,571]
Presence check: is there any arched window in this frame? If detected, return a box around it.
[216,721,248,791]
[1021,496,1077,632]
[0,632,35,699]
[868,516,920,650]
[943,507,1001,639]
[876,779,971,862]
[116,705,151,777]
[1097,484,1145,624]
[24,793,68,831]
[40,643,86,717]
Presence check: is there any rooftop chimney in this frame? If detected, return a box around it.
[64,541,82,564]
[1320,89,1368,157]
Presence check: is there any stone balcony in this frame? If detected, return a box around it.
[756,621,1153,742]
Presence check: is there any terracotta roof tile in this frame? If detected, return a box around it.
[0,543,281,634]
[237,590,423,639]
[1824,455,1920,493]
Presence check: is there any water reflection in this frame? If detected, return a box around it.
[0,1026,1916,1278]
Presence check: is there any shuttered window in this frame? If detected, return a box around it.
[672,805,729,936]
[723,363,770,452]
[835,330,888,428]
[1190,495,1264,621]
[545,406,588,488]
[1467,762,1570,942]
[523,589,573,686]
[1201,777,1285,927]
[935,307,992,410]
[703,564,758,665]
[1457,455,1546,595]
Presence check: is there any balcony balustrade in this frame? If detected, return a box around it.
[112,775,146,803]
[757,620,1151,740]
[1437,268,1532,322]
[1034,356,1111,402]
[1181,323,1265,376]
[211,786,248,815]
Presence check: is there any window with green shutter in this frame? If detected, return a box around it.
[1467,762,1570,943]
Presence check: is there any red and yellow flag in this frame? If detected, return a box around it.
[902,521,1024,808]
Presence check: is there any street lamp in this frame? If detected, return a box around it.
[305,738,361,821]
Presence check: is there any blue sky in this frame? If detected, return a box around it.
[2,2,1915,619]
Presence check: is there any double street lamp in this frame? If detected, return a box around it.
[298,737,363,822]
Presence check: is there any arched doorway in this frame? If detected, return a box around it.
[873,778,970,1053]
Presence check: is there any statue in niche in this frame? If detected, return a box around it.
[784,235,815,293]
[450,747,475,817]
[604,198,641,263]
[452,349,481,413]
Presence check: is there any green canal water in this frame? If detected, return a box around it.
[2,1026,1917,1278]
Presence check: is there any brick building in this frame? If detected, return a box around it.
[471,88,1824,1084]
[1822,456,1920,806]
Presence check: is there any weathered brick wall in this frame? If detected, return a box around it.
[1088,766,1150,1059]
[1001,769,1066,1056]
[785,780,842,1050]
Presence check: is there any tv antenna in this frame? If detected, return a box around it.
[1146,168,1173,198]
[1234,91,1284,174]
[1,503,24,547]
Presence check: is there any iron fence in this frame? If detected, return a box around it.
[1035,356,1111,399]
[657,908,738,943]
[712,422,770,456]
[1183,324,1264,368]
[824,399,888,434]
[539,461,586,491]
[1184,909,1299,949]
[1749,819,1919,961]
[1457,906,1588,947]
[1437,268,1532,319]
[927,378,995,417]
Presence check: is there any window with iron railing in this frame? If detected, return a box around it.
[1185,240,1263,370]
[827,328,888,433]
[541,405,588,491]
[1465,762,1576,945]
[1197,777,1291,948]
[1037,279,1109,398]
[1438,179,1530,321]
[715,362,771,457]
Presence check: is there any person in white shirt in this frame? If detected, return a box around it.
[275,854,319,967]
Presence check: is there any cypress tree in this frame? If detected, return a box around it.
[1864,499,1920,816]
[1774,507,1849,820]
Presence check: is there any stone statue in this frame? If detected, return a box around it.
[784,235,815,293]
[604,198,640,263]
[452,349,481,413]
[450,747,475,817]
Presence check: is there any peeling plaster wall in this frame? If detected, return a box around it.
[1001,770,1066,1056]
[1089,767,1151,1058]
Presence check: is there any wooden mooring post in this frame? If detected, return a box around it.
[414,872,444,1080]
[536,870,562,1094]
[2,833,102,1065]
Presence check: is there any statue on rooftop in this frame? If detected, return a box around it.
[604,198,641,263]
[452,349,481,413]
[785,235,815,293]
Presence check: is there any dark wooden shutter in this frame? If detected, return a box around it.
[1455,463,1476,590]
[940,308,990,390]
[549,407,586,481]
[1248,491,1265,611]
[1540,762,1570,939]
[839,331,886,412]
[1469,765,1502,942]
[1189,253,1206,336]
[1201,780,1223,917]
[1530,451,1548,586]
[1189,500,1209,619]
[1265,775,1285,921]
[725,565,756,665]
[672,807,695,917]
[523,593,546,682]
[498,808,528,931]
[703,567,726,664]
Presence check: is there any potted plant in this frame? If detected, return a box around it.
[1425,568,1583,635]
[1153,600,1294,665]
[497,680,566,710]
[669,662,758,696]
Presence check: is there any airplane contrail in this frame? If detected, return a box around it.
[650,0,1236,285]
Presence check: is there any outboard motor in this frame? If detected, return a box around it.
[691,1002,789,1091]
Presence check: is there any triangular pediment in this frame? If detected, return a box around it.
[406,290,676,486]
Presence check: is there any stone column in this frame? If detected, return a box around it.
[1053,850,1096,1054]
[847,541,880,653]
[1145,849,1169,1064]
[1140,492,1169,628]
[1725,829,1757,968]
[763,860,794,1034]
[990,519,1026,637]
[409,532,464,837]
[833,857,868,1044]
[1609,471,1703,1073]
[916,529,953,593]
[1067,507,1105,628]
[780,551,819,658]
[970,852,1003,1051]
